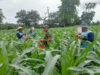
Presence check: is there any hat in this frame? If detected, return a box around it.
[43,25,49,28]
[80,21,88,28]
[31,27,35,31]
[17,27,23,31]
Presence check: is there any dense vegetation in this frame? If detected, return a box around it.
[0,26,100,75]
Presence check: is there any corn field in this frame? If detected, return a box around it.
[0,26,100,75]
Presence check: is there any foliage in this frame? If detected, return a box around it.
[0,24,18,30]
[44,12,60,26]
[15,10,41,26]
[59,0,80,26]
[81,2,97,24]
[0,26,100,75]
[0,9,5,24]
[81,11,95,24]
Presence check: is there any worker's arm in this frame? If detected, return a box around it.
[83,32,94,42]
[48,36,52,41]
[23,32,26,35]
[32,32,37,36]
[40,37,52,42]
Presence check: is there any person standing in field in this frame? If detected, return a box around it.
[28,27,37,37]
[76,22,94,51]
[16,27,26,39]
[40,25,52,47]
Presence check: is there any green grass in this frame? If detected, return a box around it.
[0,26,100,75]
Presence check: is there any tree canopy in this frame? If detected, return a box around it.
[59,0,80,26]
[81,2,97,24]
[15,10,41,26]
[0,9,5,24]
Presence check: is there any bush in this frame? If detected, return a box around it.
[0,24,18,30]
[0,23,28,30]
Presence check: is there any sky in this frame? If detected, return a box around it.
[0,0,100,23]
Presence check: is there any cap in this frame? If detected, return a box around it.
[80,21,88,28]
[31,27,35,31]
[43,25,49,28]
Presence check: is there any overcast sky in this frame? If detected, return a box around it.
[0,0,100,23]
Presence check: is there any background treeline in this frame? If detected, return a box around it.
[0,23,65,30]
[0,0,100,30]
[0,22,100,30]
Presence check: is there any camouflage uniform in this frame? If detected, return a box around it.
[44,32,51,39]
[44,32,52,47]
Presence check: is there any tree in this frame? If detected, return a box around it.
[0,9,5,24]
[59,0,80,26]
[81,11,95,24]
[85,3,96,12]
[81,2,97,24]
[15,10,41,26]
[27,10,41,25]
[45,12,60,25]
[15,10,28,25]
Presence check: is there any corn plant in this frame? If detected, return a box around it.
[0,26,100,75]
